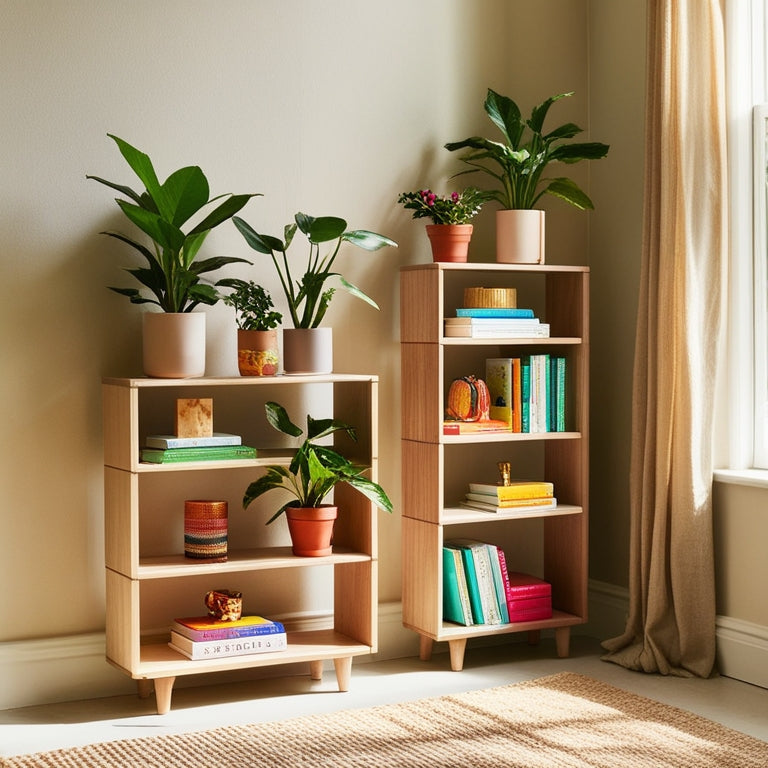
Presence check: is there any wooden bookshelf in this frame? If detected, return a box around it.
[103,374,379,713]
[400,263,589,670]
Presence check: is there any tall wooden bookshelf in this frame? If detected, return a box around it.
[103,374,379,714]
[400,262,589,671]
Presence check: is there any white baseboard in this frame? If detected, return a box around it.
[2,593,764,710]
[716,615,768,689]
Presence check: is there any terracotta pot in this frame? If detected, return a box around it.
[285,505,338,556]
[236,329,279,376]
[496,210,545,264]
[283,327,333,374]
[142,312,205,378]
[425,224,473,263]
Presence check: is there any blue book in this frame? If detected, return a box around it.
[456,308,535,319]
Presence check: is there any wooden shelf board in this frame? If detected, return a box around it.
[403,610,585,643]
[111,629,372,680]
[441,431,581,445]
[102,374,377,388]
[442,337,582,346]
[135,548,371,579]
[440,505,583,525]
[400,263,589,274]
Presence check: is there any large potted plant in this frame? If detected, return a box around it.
[87,134,257,377]
[445,90,609,264]
[232,212,396,374]
[243,401,393,556]
[396,187,487,262]
[219,278,282,376]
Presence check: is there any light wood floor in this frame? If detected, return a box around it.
[1,636,766,758]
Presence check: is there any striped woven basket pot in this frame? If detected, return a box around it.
[184,500,228,562]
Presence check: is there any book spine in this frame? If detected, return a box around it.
[172,622,285,642]
[455,308,535,318]
[140,446,257,463]
[169,631,287,659]
[442,548,473,626]
[505,595,552,614]
[446,544,485,624]
[145,434,242,449]
[521,357,531,433]
[486,544,509,623]
[512,358,522,432]
[486,358,513,427]
[471,545,502,624]
[555,356,566,431]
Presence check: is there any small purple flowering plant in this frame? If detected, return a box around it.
[397,187,488,225]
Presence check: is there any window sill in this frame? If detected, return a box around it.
[713,468,768,489]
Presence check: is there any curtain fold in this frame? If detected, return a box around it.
[601,0,728,678]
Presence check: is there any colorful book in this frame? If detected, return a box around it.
[506,572,552,598]
[496,556,552,621]
[446,539,502,624]
[460,498,557,515]
[444,322,550,339]
[520,357,531,432]
[455,308,535,319]
[486,358,514,426]
[468,481,554,501]
[172,615,285,642]
[168,630,287,660]
[444,540,484,624]
[551,356,567,432]
[486,543,509,623]
[146,432,242,449]
[140,445,258,463]
[442,547,474,626]
[506,594,552,620]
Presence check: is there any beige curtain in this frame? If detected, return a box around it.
[601,0,727,678]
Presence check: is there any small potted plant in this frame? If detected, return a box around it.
[445,89,609,263]
[396,187,488,262]
[232,212,397,374]
[219,278,282,376]
[87,134,257,377]
[243,401,393,556]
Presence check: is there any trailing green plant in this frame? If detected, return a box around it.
[242,401,393,523]
[396,187,488,225]
[445,89,610,211]
[87,134,257,312]
[218,278,282,331]
[232,213,397,329]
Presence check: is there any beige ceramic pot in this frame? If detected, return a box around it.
[282,327,333,374]
[142,312,205,378]
[496,209,545,264]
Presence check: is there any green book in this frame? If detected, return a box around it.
[140,445,258,464]
[445,540,485,624]
[442,547,473,626]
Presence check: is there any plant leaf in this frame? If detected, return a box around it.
[232,217,279,254]
[86,175,146,207]
[265,401,303,437]
[190,255,251,276]
[341,229,397,251]
[484,88,523,147]
[161,166,209,228]
[548,142,610,164]
[339,276,379,309]
[295,212,315,235]
[308,216,347,243]
[188,193,259,237]
[542,177,594,210]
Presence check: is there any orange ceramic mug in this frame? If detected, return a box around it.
[204,589,242,621]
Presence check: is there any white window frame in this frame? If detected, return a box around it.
[754,105,768,468]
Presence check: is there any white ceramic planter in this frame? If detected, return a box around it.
[142,312,206,378]
[282,327,333,374]
[496,209,546,264]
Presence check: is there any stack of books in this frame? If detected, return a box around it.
[485,355,567,433]
[461,480,556,514]
[140,432,258,464]
[444,307,550,339]
[168,614,287,660]
[442,538,552,626]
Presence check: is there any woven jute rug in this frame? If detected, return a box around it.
[2,672,766,768]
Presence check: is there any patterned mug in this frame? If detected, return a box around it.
[204,589,243,621]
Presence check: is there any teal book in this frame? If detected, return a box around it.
[445,540,485,624]
[140,445,258,463]
[442,548,473,626]
[521,357,531,433]
[455,308,535,319]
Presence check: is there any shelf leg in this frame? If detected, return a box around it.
[333,656,352,692]
[153,676,176,715]
[309,660,324,681]
[527,630,541,646]
[136,679,153,699]
[555,627,571,658]
[448,638,467,671]
[419,635,433,661]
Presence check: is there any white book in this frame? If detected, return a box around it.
[460,499,558,515]
[168,630,287,660]
[145,432,242,449]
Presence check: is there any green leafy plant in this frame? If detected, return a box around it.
[87,134,258,312]
[218,278,282,331]
[232,213,397,329]
[445,89,610,211]
[396,187,488,225]
[243,401,393,523]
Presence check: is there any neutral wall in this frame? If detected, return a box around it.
[0,0,595,644]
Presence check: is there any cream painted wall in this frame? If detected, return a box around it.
[0,0,602,644]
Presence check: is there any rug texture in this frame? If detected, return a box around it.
[2,672,766,768]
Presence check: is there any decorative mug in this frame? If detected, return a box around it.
[204,589,242,621]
